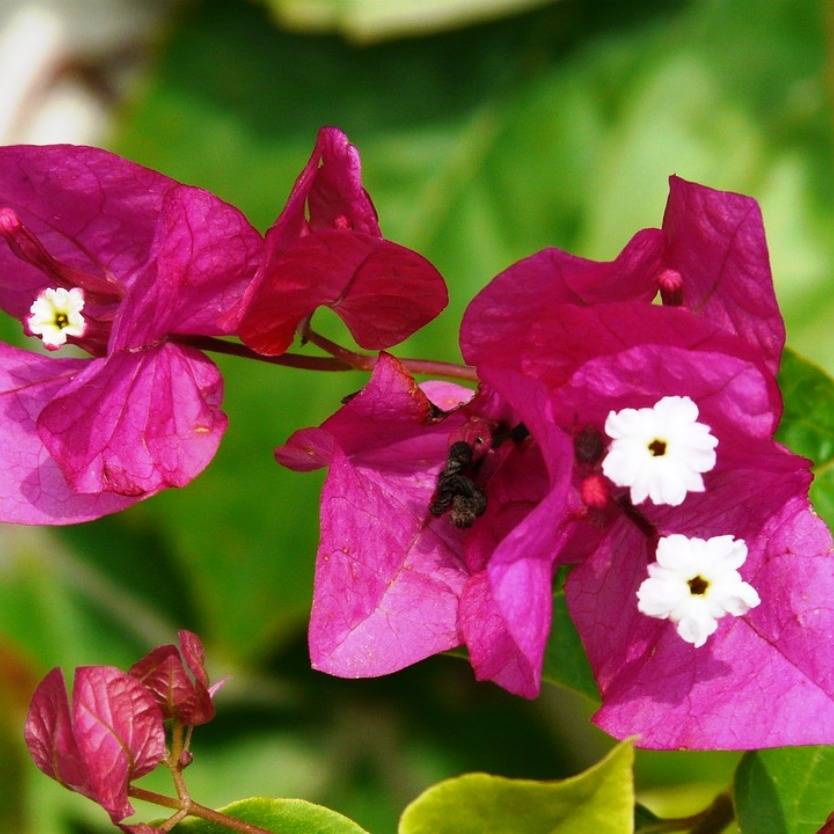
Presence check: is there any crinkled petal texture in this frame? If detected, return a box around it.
[129,630,214,725]
[461,301,778,415]
[0,344,134,523]
[459,369,576,698]
[36,344,226,496]
[661,176,784,374]
[278,354,471,676]
[558,344,834,748]
[24,666,165,822]
[0,152,261,519]
[278,355,576,695]
[240,127,447,356]
[0,145,174,320]
[460,228,664,366]
[462,177,782,375]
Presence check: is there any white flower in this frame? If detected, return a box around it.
[27,286,86,348]
[602,395,717,506]
[637,534,761,647]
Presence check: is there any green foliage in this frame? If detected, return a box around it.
[399,741,634,834]
[178,797,369,833]
[777,349,834,527]
[257,0,557,43]
[541,591,599,701]
[734,747,834,834]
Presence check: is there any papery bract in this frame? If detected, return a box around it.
[24,666,165,822]
[0,146,261,523]
[461,177,782,375]
[129,629,216,726]
[239,127,447,356]
[541,342,834,747]
[278,354,576,697]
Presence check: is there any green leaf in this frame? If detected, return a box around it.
[734,747,834,834]
[541,591,599,702]
[776,348,834,528]
[259,0,558,43]
[634,802,661,830]
[178,797,370,834]
[398,741,634,834]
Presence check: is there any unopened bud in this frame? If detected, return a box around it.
[657,268,684,306]
[580,474,609,509]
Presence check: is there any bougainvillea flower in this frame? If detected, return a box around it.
[239,127,447,356]
[0,145,261,524]
[24,666,165,822]
[521,336,834,749]
[277,354,577,697]
[129,629,221,726]
[461,176,783,374]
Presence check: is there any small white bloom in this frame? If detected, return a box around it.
[637,534,760,647]
[602,395,717,506]
[27,287,86,348]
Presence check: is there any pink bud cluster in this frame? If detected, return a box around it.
[24,631,220,827]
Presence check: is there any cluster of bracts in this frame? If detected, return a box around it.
[3,127,834,794]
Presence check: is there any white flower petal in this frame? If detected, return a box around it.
[636,534,760,647]
[602,395,718,507]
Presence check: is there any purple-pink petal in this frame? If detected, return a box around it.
[0,145,174,320]
[661,176,784,373]
[240,231,447,355]
[25,666,165,823]
[0,344,135,523]
[239,127,447,357]
[460,229,664,367]
[311,450,467,676]
[72,666,165,821]
[24,668,91,797]
[111,185,261,348]
[37,344,226,497]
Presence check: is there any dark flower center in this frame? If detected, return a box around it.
[688,575,709,595]
[54,313,69,329]
[574,426,605,464]
[648,438,667,457]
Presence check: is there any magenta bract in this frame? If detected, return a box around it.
[129,630,216,726]
[278,354,577,696]
[0,146,261,523]
[461,177,783,376]
[239,127,447,356]
[24,666,165,822]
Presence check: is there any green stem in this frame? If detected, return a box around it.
[128,786,275,834]
[639,792,734,833]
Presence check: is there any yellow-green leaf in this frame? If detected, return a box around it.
[399,741,634,834]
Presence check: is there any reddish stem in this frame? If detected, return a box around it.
[128,786,276,834]
[175,335,353,372]
[304,327,479,382]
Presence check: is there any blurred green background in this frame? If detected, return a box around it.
[2,0,832,831]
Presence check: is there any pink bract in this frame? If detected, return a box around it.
[461,177,783,375]
[277,354,576,697]
[0,145,262,523]
[239,127,447,356]
[24,666,165,823]
[129,630,217,726]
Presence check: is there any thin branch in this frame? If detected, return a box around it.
[175,335,353,372]
[304,326,478,382]
[128,787,276,834]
